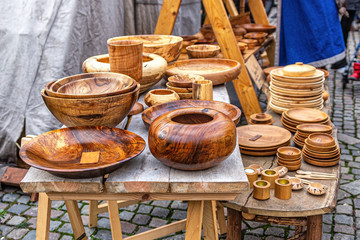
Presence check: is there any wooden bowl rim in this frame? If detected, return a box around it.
[107,35,183,47]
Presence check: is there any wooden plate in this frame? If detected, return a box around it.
[271,68,324,80]
[167,74,204,88]
[271,98,323,109]
[282,113,329,126]
[271,92,322,102]
[264,66,283,76]
[270,82,323,93]
[307,133,335,147]
[240,23,276,34]
[276,160,301,171]
[293,137,305,148]
[270,86,323,96]
[304,139,338,152]
[166,58,241,85]
[285,108,329,123]
[303,155,340,167]
[240,149,277,156]
[271,78,323,89]
[166,82,192,93]
[297,124,333,133]
[142,100,241,128]
[303,147,340,159]
[237,125,291,148]
[239,140,291,151]
[19,126,146,178]
[271,96,323,106]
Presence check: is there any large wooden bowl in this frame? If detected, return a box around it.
[166,59,241,85]
[107,35,183,63]
[82,53,167,94]
[142,99,241,128]
[19,126,145,178]
[41,83,140,127]
[149,107,236,170]
[240,23,276,34]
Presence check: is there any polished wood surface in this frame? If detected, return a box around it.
[166,58,241,85]
[20,126,145,178]
[186,44,220,58]
[144,89,180,107]
[192,80,213,100]
[285,108,329,123]
[240,23,276,34]
[166,82,192,93]
[142,99,241,128]
[41,83,139,127]
[148,107,236,170]
[129,102,144,116]
[168,74,204,88]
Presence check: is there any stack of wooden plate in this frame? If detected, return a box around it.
[276,147,302,171]
[303,133,340,167]
[281,108,330,133]
[249,113,273,125]
[293,124,333,148]
[269,63,325,113]
[167,74,204,99]
[237,125,291,156]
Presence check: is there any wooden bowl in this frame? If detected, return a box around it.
[141,99,241,128]
[277,157,302,166]
[307,133,335,147]
[289,178,304,190]
[149,107,236,170]
[307,182,326,196]
[41,83,140,127]
[168,74,205,88]
[19,126,145,178]
[277,147,301,159]
[240,39,258,49]
[82,53,168,94]
[166,58,241,86]
[249,113,273,124]
[177,92,193,100]
[166,82,192,93]
[237,42,248,54]
[186,44,220,58]
[240,23,276,34]
[144,89,180,107]
[304,139,338,152]
[276,160,301,171]
[232,26,247,36]
[296,124,332,133]
[107,35,183,63]
[318,69,330,79]
[244,32,268,44]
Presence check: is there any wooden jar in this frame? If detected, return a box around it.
[192,80,213,100]
[148,107,236,170]
[245,167,258,188]
[274,178,292,200]
[261,169,279,189]
[253,180,271,200]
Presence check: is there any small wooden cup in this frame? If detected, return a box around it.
[245,167,258,188]
[192,80,213,100]
[144,89,180,107]
[261,169,279,189]
[274,178,292,200]
[253,180,270,200]
[107,39,143,81]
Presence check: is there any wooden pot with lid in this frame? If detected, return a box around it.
[282,62,316,77]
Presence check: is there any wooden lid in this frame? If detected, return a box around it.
[237,125,291,148]
[284,108,328,123]
[282,62,316,77]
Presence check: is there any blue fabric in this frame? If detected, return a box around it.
[279,0,345,66]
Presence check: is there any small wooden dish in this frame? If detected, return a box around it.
[304,139,338,152]
[244,32,268,44]
[186,44,220,58]
[307,182,326,196]
[307,133,335,147]
[277,146,301,159]
[166,82,192,93]
[19,126,145,178]
[144,89,180,107]
[168,74,204,88]
[177,92,193,100]
[237,42,248,54]
[240,39,258,49]
[249,113,273,125]
[289,178,304,190]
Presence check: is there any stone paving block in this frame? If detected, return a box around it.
[341,180,360,196]
[149,217,168,228]
[81,204,89,215]
[136,226,152,234]
[151,207,170,218]
[171,201,188,210]
[265,236,284,240]
[2,193,20,202]
[333,233,355,240]
[23,230,36,240]
[152,200,172,208]
[59,235,73,240]
[6,216,26,226]
[84,226,95,236]
[50,220,62,231]
[3,187,17,193]
[16,195,30,204]
[121,221,137,234]
[81,215,89,227]
[341,174,354,180]
[0,202,8,209]
[98,212,109,218]
[334,214,353,225]
[26,217,37,228]
[322,233,332,240]
[49,232,61,240]
[246,227,264,236]
[137,204,153,214]
[58,223,73,234]
[341,155,353,161]
[334,224,355,234]
[323,223,332,233]
[132,214,151,225]
[341,167,350,173]
[7,204,30,215]
[0,225,14,236]
[97,218,111,229]
[244,221,268,228]
[120,210,134,221]
[338,198,352,205]
[6,228,29,240]
[94,229,113,239]
[0,213,11,224]
[121,204,138,211]
[51,200,64,209]
[244,235,262,240]
[171,210,187,220]
[338,189,352,200]
[264,227,285,237]
[336,204,353,215]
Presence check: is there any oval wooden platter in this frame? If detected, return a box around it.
[142,99,241,128]
[284,108,329,123]
[240,23,276,34]
[19,126,146,178]
[166,58,241,85]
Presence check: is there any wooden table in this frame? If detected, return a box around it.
[20,83,249,240]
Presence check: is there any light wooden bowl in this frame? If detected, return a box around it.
[307,182,326,195]
[41,83,140,127]
[240,39,258,48]
[166,82,192,93]
[277,147,301,159]
[168,74,204,88]
[144,89,180,107]
[244,32,268,44]
[307,133,335,147]
[177,92,193,100]
[186,44,220,58]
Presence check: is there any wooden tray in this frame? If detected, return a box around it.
[19,126,145,178]
[142,99,241,128]
[166,58,241,85]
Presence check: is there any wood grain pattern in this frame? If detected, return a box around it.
[41,84,139,127]
[154,0,182,36]
[185,201,204,240]
[168,74,204,88]
[240,23,276,33]
[247,0,270,24]
[144,89,180,107]
[19,126,145,178]
[186,44,220,58]
[192,80,213,100]
[36,193,51,240]
[149,107,236,170]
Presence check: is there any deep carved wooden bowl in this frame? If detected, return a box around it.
[20,126,145,178]
[148,107,236,170]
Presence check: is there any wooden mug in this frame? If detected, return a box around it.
[192,79,213,100]
[107,39,143,81]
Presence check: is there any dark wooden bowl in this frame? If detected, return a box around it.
[41,83,140,127]
[148,107,236,170]
[19,126,145,178]
[240,23,276,34]
[142,99,242,128]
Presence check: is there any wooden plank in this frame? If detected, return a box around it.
[20,168,103,193]
[36,193,51,240]
[154,0,182,35]
[216,202,227,235]
[108,200,123,240]
[89,200,99,228]
[97,200,140,214]
[248,0,269,25]
[224,0,239,17]
[239,0,245,14]
[202,200,219,240]
[185,201,204,240]
[65,200,87,240]
[202,0,262,121]
[266,39,276,66]
[1,167,28,186]
[226,208,242,240]
[306,215,322,239]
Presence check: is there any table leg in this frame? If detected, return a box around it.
[36,193,51,240]
[306,215,322,240]
[226,208,242,240]
[65,200,87,240]
[216,201,227,235]
[203,200,219,240]
[89,200,99,228]
[108,200,123,240]
[185,201,204,240]
[266,40,276,67]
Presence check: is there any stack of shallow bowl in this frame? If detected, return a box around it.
[249,113,273,125]
[269,62,325,113]
[281,107,330,133]
[303,133,340,167]
[166,74,204,99]
[43,72,139,127]
[293,124,333,148]
[276,147,302,171]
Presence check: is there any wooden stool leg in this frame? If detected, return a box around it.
[89,200,99,228]
[36,193,51,240]
[203,200,219,240]
[185,201,204,240]
[65,200,87,240]
[108,200,123,240]
[226,209,242,240]
[216,201,227,235]
[306,215,322,240]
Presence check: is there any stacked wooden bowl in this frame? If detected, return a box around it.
[269,62,325,113]
[276,147,302,171]
[281,108,330,133]
[237,125,291,156]
[166,74,205,99]
[43,72,139,127]
[293,124,333,148]
[249,113,273,125]
[303,133,340,167]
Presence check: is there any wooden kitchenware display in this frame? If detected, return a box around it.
[294,124,333,148]
[19,126,145,178]
[148,107,236,170]
[240,23,276,34]
[144,89,180,107]
[200,24,248,41]
[192,79,213,100]
[186,44,220,58]
[142,99,241,128]
[249,113,273,125]
[244,32,268,45]
[237,125,292,156]
[276,147,302,171]
[82,53,167,94]
[281,107,330,133]
[166,74,205,99]
[180,35,199,54]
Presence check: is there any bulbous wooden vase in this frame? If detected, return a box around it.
[148,107,236,170]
